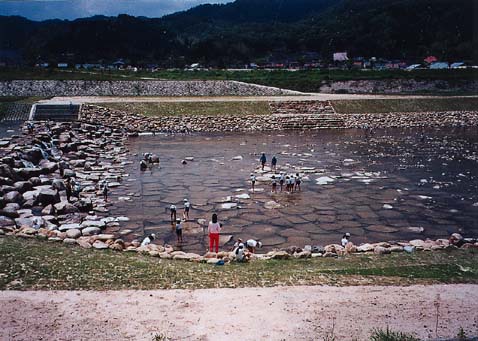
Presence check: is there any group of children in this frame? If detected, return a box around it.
[253,153,303,194]
[250,172,302,193]
[232,238,263,262]
[169,199,191,243]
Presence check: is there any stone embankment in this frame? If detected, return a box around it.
[0,120,132,248]
[80,103,478,133]
[318,79,478,94]
[0,80,299,97]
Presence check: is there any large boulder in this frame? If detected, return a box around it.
[0,215,15,228]
[66,228,82,239]
[54,201,79,214]
[74,199,93,213]
[36,189,60,206]
[52,179,66,191]
[82,226,101,236]
[23,148,43,165]
[13,181,33,193]
[0,164,18,180]
[39,161,58,174]
[17,168,42,179]
[4,191,23,204]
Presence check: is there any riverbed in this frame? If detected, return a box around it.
[106,127,478,253]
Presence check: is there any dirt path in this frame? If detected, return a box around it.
[1,284,477,340]
[38,94,478,105]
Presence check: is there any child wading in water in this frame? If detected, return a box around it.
[271,155,277,171]
[176,219,184,243]
[271,175,277,193]
[102,180,109,202]
[250,173,256,192]
[183,198,191,220]
[260,153,267,171]
[170,204,177,223]
[295,173,302,191]
[279,172,285,192]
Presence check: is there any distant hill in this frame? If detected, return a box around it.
[0,0,473,66]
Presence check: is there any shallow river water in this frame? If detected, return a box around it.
[108,127,478,253]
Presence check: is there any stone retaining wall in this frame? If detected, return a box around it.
[0,80,299,97]
[80,104,478,133]
[319,79,478,94]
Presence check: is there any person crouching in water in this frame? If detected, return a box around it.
[170,204,177,223]
[234,240,247,262]
[208,213,222,253]
[246,239,262,253]
[141,233,156,247]
[176,219,184,244]
[183,198,191,220]
[140,159,148,171]
[341,233,351,247]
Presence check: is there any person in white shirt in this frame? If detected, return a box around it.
[294,173,302,191]
[183,198,191,220]
[246,239,263,253]
[250,173,256,192]
[141,233,156,247]
[234,242,246,262]
[176,219,184,243]
[271,175,277,193]
[170,204,177,223]
[279,172,285,192]
[341,233,351,247]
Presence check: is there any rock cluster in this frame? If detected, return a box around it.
[0,120,130,243]
[0,80,298,97]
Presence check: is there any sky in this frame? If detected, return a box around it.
[0,0,231,21]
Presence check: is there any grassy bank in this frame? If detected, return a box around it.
[331,97,478,114]
[1,237,477,290]
[0,68,476,93]
[98,101,271,117]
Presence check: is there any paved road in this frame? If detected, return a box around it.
[2,284,477,340]
[39,94,478,105]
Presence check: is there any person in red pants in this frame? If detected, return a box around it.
[208,213,222,253]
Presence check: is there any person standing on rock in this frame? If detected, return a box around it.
[250,173,256,192]
[260,153,267,171]
[208,213,222,253]
[65,178,73,202]
[271,155,277,171]
[170,204,177,223]
[102,180,109,202]
[183,198,191,220]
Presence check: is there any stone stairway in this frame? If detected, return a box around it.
[31,104,81,121]
[270,100,344,129]
[277,114,345,129]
